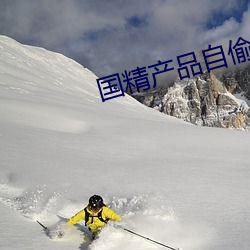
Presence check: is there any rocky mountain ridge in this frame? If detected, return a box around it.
[132,66,250,130]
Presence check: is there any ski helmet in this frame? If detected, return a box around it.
[89,195,104,210]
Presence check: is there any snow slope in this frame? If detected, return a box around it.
[0,36,250,250]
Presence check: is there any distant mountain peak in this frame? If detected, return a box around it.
[132,66,250,130]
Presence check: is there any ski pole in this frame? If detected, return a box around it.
[122,227,180,250]
[37,220,48,231]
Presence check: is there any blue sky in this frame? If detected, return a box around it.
[0,0,249,78]
[206,0,249,28]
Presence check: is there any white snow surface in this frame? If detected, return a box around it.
[0,36,250,250]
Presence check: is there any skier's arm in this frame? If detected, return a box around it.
[67,209,85,225]
[104,207,122,222]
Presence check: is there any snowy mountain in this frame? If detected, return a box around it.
[132,56,250,130]
[218,65,250,101]
[133,71,250,129]
[0,36,250,250]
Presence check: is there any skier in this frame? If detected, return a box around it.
[66,194,121,239]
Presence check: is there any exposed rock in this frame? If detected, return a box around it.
[218,65,250,99]
[132,71,250,130]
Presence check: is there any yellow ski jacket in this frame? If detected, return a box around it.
[67,206,121,233]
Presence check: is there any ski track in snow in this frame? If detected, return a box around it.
[0,180,212,250]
